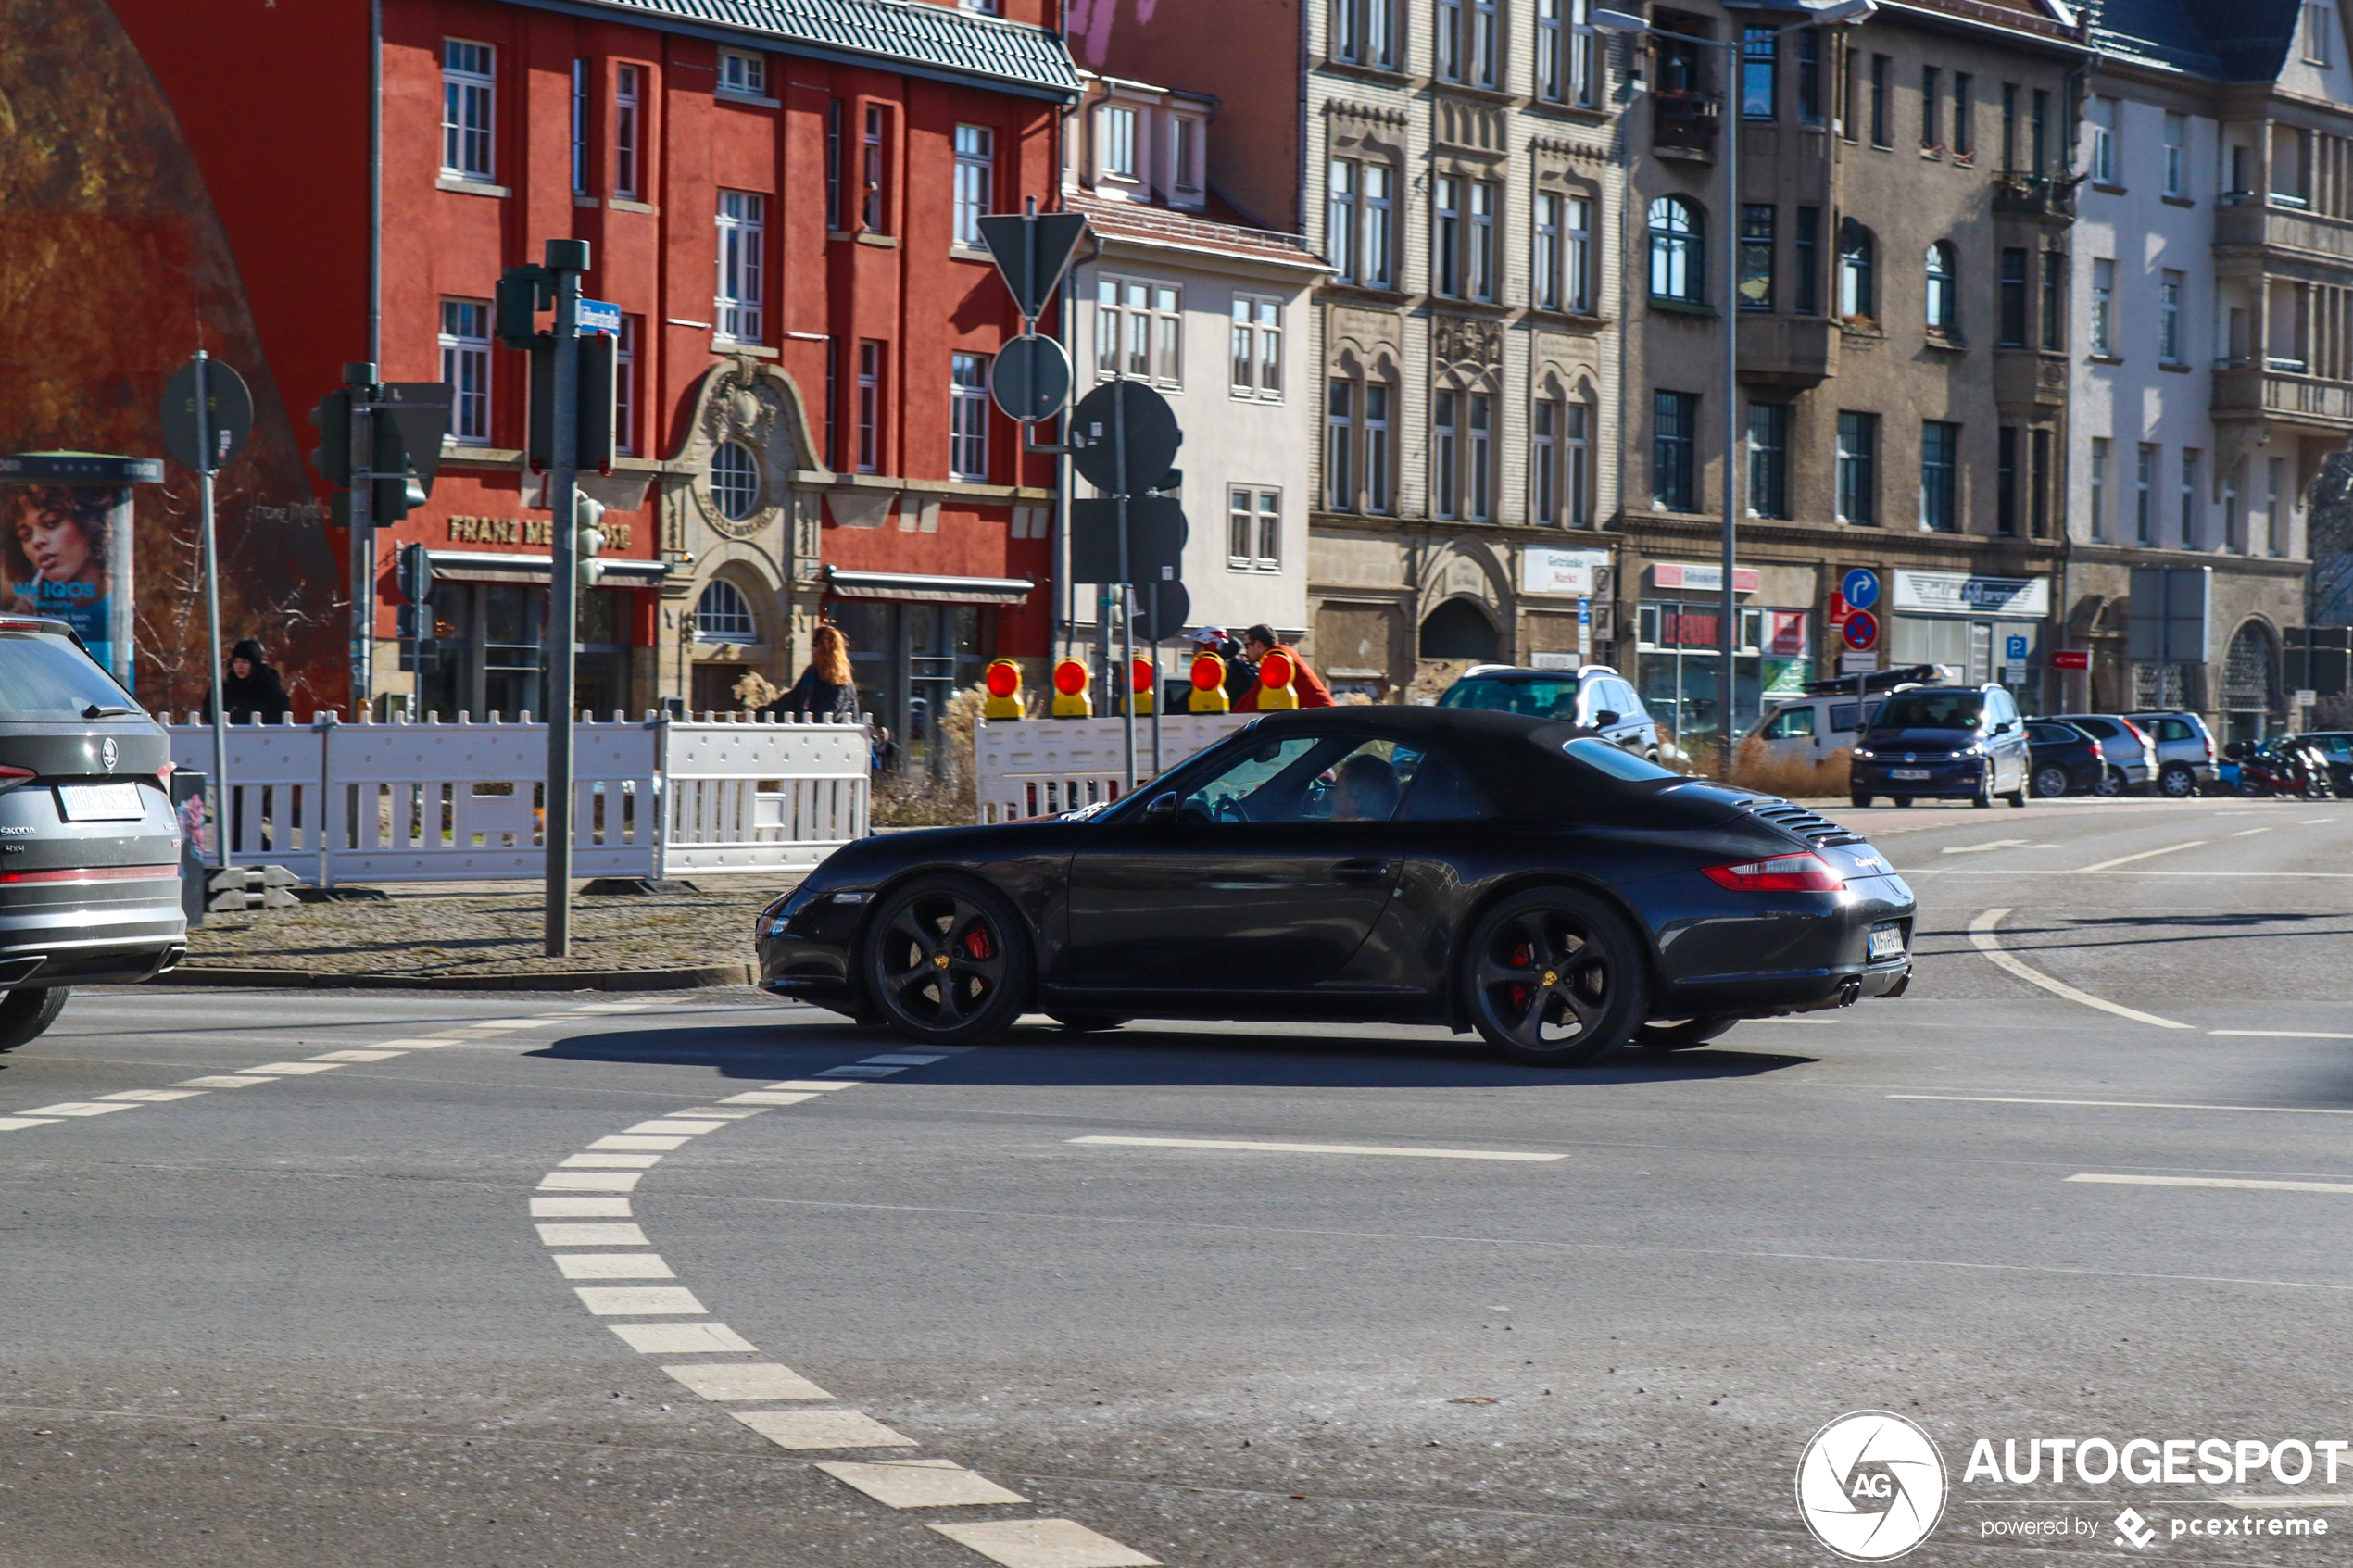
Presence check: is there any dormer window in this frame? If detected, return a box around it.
[1167,114,1205,207]
[1102,104,1139,181]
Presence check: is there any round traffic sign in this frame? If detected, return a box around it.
[1842,608,1880,651]
[988,333,1072,424]
[161,357,254,474]
[1841,567,1881,612]
[1129,579,1190,644]
[1070,379,1180,495]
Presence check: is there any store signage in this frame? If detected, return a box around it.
[1522,546,1610,596]
[448,515,633,550]
[1652,561,1761,594]
[2054,649,2090,670]
[1890,570,2049,618]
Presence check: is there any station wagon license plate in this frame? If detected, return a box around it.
[57,782,145,822]
[1889,768,1931,780]
[1868,924,1906,960]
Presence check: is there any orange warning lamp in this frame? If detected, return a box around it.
[982,658,1024,721]
[1189,652,1229,712]
[1130,656,1155,717]
[1050,657,1092,718]
[1256,647,1299,710]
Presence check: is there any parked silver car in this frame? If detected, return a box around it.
[2051,713,2158,796]
[2123,710,2220,798]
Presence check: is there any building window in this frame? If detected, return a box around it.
[1925,241,1957,335]
[696,579,757,641]
[1532,398,1558,523]
[1739,205,1775,312]
[863,105,889,231]
[2309,1,2335,64]
[1748,401,1790,519]
[1437,0,1466,82]
[958,0,1001,11]
[1998,247,2028,345]
[570,59,588,195]
[1227,488,1280,570]
[1869,54,1890,146]
[1365,383,1391,513]
[1472,0,1501,86]
[1953,72,1973,159]
[2091,258,2115,353]
[1921,420,1959,532]
[1920,66,1940,150]
[2001,82,2019,170]
[2032,428,2052,537]
[1997,427,2019,535]
[1836,410,1878,525]
[2090,95,2117,183]
[439,299,491,445]
[717,48,767,97]
[2136,444,2158,544]
[2223,458,2246,551]
[1563,195,1592,312]
[1434,392,1459,519]
[2089,436,2109,539]
[1327,160,1357,283]
[1327,380,1354,510]
[1169,116,1202,200]
[1841,45,1859,140]
[1563,399,1590,526]
[1648,195,1703,302]
[2180,448,2202,546]
[710,441,761,521]
[1530,192,1594,316]
[1468,182,1498,301]
[1742,26,1778,119]
[1654,390,1696,513]
[2268,457,2290,556]
[1538,0,1598,107]
[715,190,765,343]
[953,124,993,247]
[441,40,496,181]
[2158,270,2183,363]
[1095,276,1183,383]
[614,316,638,456]
[1434,177,1463,296]
[1533,192,1562,310]
[614,65,643,201]
[1797,31,1824,123]
[1793,207,1819,314]
[824,338,839,466]
[856,340,882,473]
[1333,0,1400,68]
[2040,250,2065,349]
[950,352,989,482]
[1102,103,1139,180]
[825,100,845,231]
[2163,112,2186,196]
[2031,89,2050,174]
[1231,296,1282,397]
[1326,160,1399,288]
[1466,393,1492,521]
[1837,219,1875,321]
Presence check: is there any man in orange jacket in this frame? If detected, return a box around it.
[1234,623,1334,710]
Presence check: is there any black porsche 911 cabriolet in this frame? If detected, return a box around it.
[756,707,1914,1064]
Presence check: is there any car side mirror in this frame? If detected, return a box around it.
[1593,709,1620,727]
[1140,791,1181,824]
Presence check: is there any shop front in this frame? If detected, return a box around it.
[822,568,1032,776]
[409,551,665,720]
[1884,570,2051,712]
[1630,561,1814,746]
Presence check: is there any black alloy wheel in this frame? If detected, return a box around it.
[1461,887,1647,1066]
[2031,763,2071,798]
[1634,1015,1739,1050]
[0,986,68,1053]
[862,878,1029,1045]
[2158,763,2199,799]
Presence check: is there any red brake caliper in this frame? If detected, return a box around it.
[962,926,993,961]
[1507,940,1531,1012]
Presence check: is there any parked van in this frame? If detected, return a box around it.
[1743,664,1942,767]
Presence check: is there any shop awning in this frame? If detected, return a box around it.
[824,567,1034,606]
[426,550,668,587]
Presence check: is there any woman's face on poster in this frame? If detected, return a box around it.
[14,504,97,585]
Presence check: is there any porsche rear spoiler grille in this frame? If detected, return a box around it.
[1735,797,1867,847]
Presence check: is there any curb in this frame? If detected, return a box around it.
[163,961,756,993]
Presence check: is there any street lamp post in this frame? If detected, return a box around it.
[1593,0,1874,774]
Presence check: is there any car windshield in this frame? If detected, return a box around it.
[1440,677,1580,721]
[1872,691,1984,730]
[1560,737,1679,782]
[0,632,144,721]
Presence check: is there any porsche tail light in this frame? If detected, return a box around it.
[1701,852,1844,893]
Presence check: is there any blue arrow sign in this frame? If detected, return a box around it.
[577,297,623,336]
[1842,567,1881,612]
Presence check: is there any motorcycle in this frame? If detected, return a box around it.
[2225,739,2339,799]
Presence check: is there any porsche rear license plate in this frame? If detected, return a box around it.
[1868,924,1906,960]
[57,782,145,822]
[1889,768,1931,780]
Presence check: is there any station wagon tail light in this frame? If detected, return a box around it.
[157,760,176,784]
[2089,740,2105,761]
[1702,852,1844,893]
[0,765,34,793]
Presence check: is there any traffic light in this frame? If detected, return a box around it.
[371,409,430,524]
[395,541,438,669]
[497,263,551,349]
[530,332,620,473]
[573,492,607,588]
[308,388,354,527]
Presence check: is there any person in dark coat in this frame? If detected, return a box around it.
[205,637,293,723]
[770,623,860,722]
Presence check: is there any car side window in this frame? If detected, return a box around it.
[2028,723,2070,744]
[1177,736,1326,822]
[1988,690,2020,727]
[1609,680,1644,720]
[1394,746,1496,822]
[2160,718,2193,742]
[1767,708,1816,739]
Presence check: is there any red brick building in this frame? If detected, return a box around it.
[107,0,1076,753]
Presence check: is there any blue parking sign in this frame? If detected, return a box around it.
[2006,634,2029,660]
[1842,567,1880,611]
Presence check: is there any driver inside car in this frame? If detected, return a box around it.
[1327,752,1402,821]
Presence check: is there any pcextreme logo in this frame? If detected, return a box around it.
[1796,1411,1950,1562]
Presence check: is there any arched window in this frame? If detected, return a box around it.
[1648,196,1703,302]
[710,439,761,520]
[1924,241,1957,334]
[1418,597,1500,659]
[695,579,757,642]
[1838,220,1876,321]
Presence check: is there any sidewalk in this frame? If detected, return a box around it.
[177,877,789,990]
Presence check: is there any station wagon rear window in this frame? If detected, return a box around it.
[0,633,143,721]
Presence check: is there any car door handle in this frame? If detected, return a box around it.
[1332,858,1391,884]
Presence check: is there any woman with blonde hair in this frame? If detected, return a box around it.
[775,622,859,721]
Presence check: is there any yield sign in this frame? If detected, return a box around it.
[976,210,1090,321]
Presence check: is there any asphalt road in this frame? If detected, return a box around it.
[2,795,2349,1567]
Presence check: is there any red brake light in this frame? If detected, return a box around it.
[1701,851,1844,893]
[157,759,176,783]
[2089,740,2105,760]
[2124,721,2155,754]
[0,764,34,792]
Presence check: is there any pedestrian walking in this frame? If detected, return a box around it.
[1233,623,1332,711]
[769,624,860,722]
[203,637,293,724]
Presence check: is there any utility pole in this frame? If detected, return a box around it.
[542,240,588,958]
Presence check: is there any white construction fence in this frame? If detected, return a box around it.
[975,713,1251,823]
[164,712,870,885]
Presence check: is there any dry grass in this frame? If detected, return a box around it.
[871,683,988,827]
[1728,740,1853,799]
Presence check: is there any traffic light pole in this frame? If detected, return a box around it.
[194,353,233,872]
[345,362,377,717]
[1112,379,1136,794]
[544,241,587,958]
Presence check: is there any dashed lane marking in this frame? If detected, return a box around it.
[24,1102,140,1117]
[553,1253,676,1280]
[1892,1094,2353,1117]
[2233,827,2273,837]
[538,1171,642,1192]
[761,1081,861,1092]
[2302,817,2337,825]
[928,1518,1163,1568]
[1968,909,2191,1030]
[531,1196,634,1217]
[815,1064,906,1079]
[244,1061,346,1074]
[2211,1030,2353,1040]
[590,1135,692,1151]
[820,1459,1030,1509]
[1070,1135,1568,1162]
[308,1048,408,1062]
[536,1223,650,1246]
[609,1322,757,1354]
[2073,840,2209,872]
[662,1363,833,1402]
[626,1120,727,1135]
[558,1152,663,1169]
[734,1408,916,1449]
[0,1117,61,1132]
[721,1090,823,1105]
[96,1088,207,1102]
[573,1286,708,1315]
[175,1075,274,1088]
[2068,1173,2353,1196]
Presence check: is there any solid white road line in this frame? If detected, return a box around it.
[553,1253,676,1280]
[573,1286,707,1315]
[928,1518,1163,1568]
[732,1408,916,1450]
[2074,840,2209,872]
[2211,1030,2353,1039]
[531,1196,632,1217]
[536,1223,649,1246]
[609,1322,756,1354]
[1892,1094,2353,1117]
[2069,1173,2353,1196]
[1069,1135,1567,1162]
[1968,909,2191,1029]
[818,1459,1028,1510]
[661,1362,832,1401]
